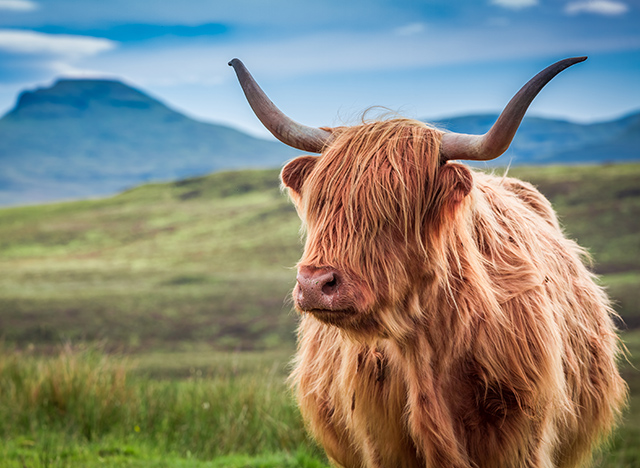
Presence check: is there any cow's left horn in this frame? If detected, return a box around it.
[229,59,333,153]
[440,56,587,161]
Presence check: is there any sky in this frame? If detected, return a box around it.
[0,0,639,138]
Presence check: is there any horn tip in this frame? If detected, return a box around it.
[564,56,587,66]
[228,58,241,68]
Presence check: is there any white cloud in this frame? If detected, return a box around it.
[395,22,426,36]
[565,1,629,15]
[47,61,120,80]
[0,30,116,58]
[490,0,538,9]
[0,0,37,11]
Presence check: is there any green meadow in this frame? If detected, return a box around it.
[0,333,637,468]
[0,163,639,466]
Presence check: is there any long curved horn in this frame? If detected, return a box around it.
[229,59,333,153]
[440,56,587,161]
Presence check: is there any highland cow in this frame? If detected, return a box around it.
[230,57,627,468]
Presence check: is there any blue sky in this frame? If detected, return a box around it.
[0,0,639,137]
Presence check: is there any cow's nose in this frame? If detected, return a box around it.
[296,267,342,311]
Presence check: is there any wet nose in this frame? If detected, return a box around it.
[295,267,341,311]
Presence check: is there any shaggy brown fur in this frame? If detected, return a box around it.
[281,118,627,468]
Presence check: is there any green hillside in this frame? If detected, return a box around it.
[0,163,639,350]
[0,169,300,349]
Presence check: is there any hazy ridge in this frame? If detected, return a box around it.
[0,78,638,206]
[0,79,299,206]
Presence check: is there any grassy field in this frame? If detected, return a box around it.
[0,343,327,468]
[0,163,639,466]
[0,164,638,349]
[0,332,638,468]
[0,169,302,350]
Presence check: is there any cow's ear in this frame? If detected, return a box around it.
[436,162,473,210]
[281,156,319,195]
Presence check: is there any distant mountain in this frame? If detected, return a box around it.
[0,79,299,206]
[0,78,638,206]
[433,112,640,165]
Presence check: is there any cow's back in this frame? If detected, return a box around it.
[474,172,627,467]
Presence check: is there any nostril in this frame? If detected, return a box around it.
[321,274,339,296]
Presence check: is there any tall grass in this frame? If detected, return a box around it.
[0,343,324,466]
[0,343,132,440]
[0,336,638,467]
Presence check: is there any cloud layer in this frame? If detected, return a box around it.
[565,0,629,16]
[0,30,116,57]
[0,0,37,12]
[0,0,637,132]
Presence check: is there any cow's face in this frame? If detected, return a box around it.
[281,119,472,334]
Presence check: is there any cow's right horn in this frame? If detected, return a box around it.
[440,56,587,162]
[229,59,333,153]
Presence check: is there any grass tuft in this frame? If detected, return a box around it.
[0,343,326,466]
